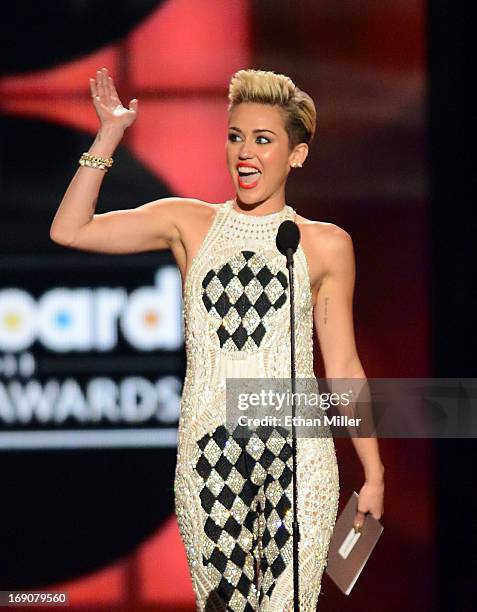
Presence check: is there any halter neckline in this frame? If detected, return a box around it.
[227,199,292,221]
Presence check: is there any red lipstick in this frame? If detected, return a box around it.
[236,162,261,189]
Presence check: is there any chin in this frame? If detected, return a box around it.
[235,191,268,206]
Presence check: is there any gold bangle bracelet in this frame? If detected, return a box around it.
[79,152,114,172]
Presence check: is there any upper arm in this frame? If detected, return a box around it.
[313,225,362,377]
[58,197,190,254]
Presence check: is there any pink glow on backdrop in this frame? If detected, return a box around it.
[129,0,249,89]
[0,49,119,95]
[138,516,195,604]
[130,98,233,201]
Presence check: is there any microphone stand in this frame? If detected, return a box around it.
[285,246,300,612]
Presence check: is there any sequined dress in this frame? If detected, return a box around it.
[174,199,340,611]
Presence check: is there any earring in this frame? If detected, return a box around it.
[291,162,297,168]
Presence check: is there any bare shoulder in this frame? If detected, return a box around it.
[175,198,221,214]
[295,212,354,278]
[150,196,221,223]
[296,211,351,243]
[147,197,221,247]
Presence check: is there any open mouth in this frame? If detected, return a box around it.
[237,165,262,189]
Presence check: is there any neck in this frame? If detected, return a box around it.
[234,193,286,215]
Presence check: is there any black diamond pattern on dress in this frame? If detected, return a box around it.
[201,250,288,350]
[193,424,293,609]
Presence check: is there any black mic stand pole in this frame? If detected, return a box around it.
[286,246,300,612]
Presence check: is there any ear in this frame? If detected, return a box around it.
[288,143,309,168]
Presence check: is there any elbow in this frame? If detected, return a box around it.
[49,227,74,247]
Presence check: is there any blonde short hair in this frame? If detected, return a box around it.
[227,68,316,150]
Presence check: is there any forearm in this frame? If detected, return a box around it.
[327,362,384,483]
[350,436,384,483]
[49,125,124,243]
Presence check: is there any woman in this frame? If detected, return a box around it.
[50,67,384,610]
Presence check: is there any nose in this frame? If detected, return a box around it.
[238,138,255,159]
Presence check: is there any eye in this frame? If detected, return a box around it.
[227,133,271,144]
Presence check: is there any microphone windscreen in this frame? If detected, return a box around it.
[276,220,300,255]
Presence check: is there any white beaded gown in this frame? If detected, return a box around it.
[174,199,340,611]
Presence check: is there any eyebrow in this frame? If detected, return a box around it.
[228,126,277,135]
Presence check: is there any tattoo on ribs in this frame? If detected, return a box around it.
[324,296,329,324]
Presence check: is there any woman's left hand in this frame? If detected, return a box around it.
[353,478,384,531]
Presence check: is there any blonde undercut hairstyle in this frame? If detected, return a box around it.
[227,68,316,150]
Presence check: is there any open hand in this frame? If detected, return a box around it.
[89,67,138,131]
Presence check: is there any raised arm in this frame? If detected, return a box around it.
[49,67,179,254]
[313,225,384,527]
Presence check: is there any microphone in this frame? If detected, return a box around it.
[275,217,301,612]
[276,220,300,264]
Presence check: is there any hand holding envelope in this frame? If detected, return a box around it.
[326,491,384,595]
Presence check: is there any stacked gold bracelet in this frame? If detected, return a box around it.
[79,152,114,172]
